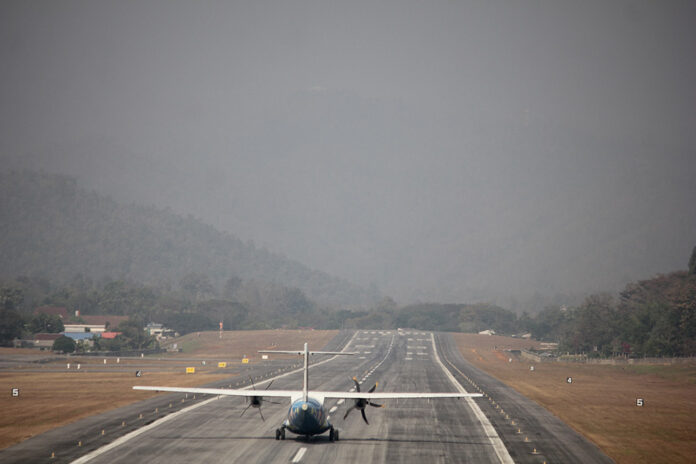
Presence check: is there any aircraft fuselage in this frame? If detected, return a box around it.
[284,398,330,436]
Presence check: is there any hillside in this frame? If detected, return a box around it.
[0,171,379,308]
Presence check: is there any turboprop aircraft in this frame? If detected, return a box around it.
[133,343,482,441]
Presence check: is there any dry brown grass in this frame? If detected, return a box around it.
[0,329,337,450]
[452,333,696,464]
[169,329,338,358]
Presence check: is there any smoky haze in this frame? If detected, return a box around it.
[1,1,694,308]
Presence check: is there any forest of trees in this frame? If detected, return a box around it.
[1,260,694,357]
[524,266,696,357]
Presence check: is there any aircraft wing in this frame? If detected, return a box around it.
[317,391,483,400]
[133,386,481,400]
[133,386,299,398]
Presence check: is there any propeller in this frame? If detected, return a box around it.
[240,377,280,421]
[343,377,383,425]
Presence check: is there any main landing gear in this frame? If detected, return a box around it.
[275,427,286,440]
[329,426,340,442]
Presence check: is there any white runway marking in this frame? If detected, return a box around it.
[430,333,514,464]
[292,447,307,462]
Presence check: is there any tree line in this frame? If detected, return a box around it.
[2,258,695,358]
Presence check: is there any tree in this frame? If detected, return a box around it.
[180,273,216,302]
[118,319,157,350]
[1,287,24,311]
[0,307,24,346]
[223,276,242,300]
[689,246,696,275]
[52,335,76,353]
[28,313,64,334]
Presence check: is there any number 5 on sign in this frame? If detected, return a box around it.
[636,398,644,407]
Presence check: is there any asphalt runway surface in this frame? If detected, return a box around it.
[1,330,613,463]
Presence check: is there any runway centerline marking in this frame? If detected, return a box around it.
[292,447,307,462]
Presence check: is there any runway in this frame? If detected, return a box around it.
[0,330,613,463]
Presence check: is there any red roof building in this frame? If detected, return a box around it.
[100,332,122,339]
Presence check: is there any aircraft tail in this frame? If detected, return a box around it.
[258,343,357,402]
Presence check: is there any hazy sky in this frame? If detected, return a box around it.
[2,1,695,305]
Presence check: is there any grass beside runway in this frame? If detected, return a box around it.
[453,333,696,464]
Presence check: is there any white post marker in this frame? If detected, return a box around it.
[67,363,70,369]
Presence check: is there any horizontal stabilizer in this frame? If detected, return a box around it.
[258,350,357,356]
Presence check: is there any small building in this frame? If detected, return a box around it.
[145,322,177,340]
[33,333,62,349]
[64,315,129,334]
[100,332,121,339]
[62,332,98,346]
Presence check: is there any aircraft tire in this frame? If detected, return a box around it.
[280,428,286,440]
[329,428,334,442]
[275,429,280,440]
[335,429,339,441]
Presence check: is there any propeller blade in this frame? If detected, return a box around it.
[264,380,274,390]
[258,408,265,422]
[368,382,378,393]
[352,377,361,392]
[343,406,355,420]
[361,409,369,425]
[368,402,383,408]
[240,403,252,417]
[249,376,256,390]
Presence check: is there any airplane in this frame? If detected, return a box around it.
[133,343,483,441]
